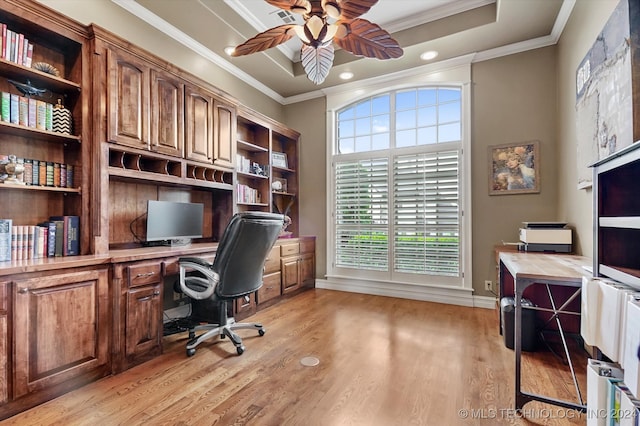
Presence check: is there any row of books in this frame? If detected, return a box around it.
[236,183,261,204]
[1,92,54,131]
[1,23,34,67]
[0,155,76,188]
[0,216,79,262]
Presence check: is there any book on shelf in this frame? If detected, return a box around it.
[9,93,18,124]
[24,42,32,68]
[1,92,9,122]
[18,96,28,126]
[0,219,11,262]
[1,24,6,60]
[27,98,36,128]
[38,221,56,257]
[50,215,79,256]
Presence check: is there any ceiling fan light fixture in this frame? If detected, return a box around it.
[224,46,236,56]
[323,1,341,19]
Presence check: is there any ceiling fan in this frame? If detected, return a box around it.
[230,0,404,85]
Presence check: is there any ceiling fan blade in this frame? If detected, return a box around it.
[334,19,403,60]
[265,0,311,14]
[231,25,296,56]
[300,43,334,84]
[328,0,378,20]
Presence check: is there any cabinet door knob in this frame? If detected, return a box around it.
[18,288,29,294]
[153,291,160,296]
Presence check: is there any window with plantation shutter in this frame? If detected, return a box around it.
[394,151,460,276]
[331,85,466,286]
[334,159,389,271]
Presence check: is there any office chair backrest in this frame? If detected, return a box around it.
[213,212,284,299]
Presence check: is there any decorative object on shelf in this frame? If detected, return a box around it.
[52,98,72,135]
[488,140,540,195]
[272,177,287,193]
[32,62,60,77]
[271,151,288,169]
[7,79,46,97]
[230,0,403,84]
[251,162,269,177]
[3,155,25,185]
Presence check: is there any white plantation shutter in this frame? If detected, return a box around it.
[331,85,465,285]
[394,151,460,276]
[334,159,389,271]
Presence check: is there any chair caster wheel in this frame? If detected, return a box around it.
[187,348,196,357]
[258,329,265,336]
[236,345,245,355]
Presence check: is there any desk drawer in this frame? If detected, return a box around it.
[264,246,281,274]
[258,272,281,304]
[127,262,162,287]
[280,243,299,257]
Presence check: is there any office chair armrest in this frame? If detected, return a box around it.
[178,257,220,300]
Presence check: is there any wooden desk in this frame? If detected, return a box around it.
[499,252,592,412]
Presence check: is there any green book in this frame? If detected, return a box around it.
[1,92,9,122]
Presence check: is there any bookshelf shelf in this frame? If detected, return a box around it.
[0,121,81,143]
[0,184,80,193]
[0,58,82,93]
[237,139,268,152]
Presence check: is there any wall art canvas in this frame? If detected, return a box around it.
[575,0,636,188]
[489,141,539,195]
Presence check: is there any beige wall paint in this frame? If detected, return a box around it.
[39,0,284,121]
[284,98,327,278]
[557,0,620,259]
[471,47,558,295]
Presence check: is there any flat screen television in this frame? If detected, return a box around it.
[145,200,204,246]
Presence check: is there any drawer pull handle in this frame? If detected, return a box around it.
[18,288,28,294]
[153,291,160,296]
[135,272,155,278]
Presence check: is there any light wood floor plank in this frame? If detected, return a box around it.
[2,289,588,425]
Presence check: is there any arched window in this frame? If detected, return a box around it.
[330,86,467,288]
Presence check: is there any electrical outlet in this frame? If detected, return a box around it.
[484,280,493,291]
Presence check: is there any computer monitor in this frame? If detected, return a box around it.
[146,200,204,246]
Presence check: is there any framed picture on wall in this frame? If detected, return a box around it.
[271,152,288,169]
[488,140,540,195]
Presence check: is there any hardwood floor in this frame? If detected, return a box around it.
[2,289,588,425]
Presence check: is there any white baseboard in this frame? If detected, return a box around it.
[316,278,496,309]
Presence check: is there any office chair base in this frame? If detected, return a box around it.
[185,321,265,356]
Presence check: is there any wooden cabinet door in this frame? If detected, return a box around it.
[125,284,162,358]
[281,257,300,294]
[151,69,184,157]
[107,49,150,149]
[300,253,315,286]
[13,269,109,398]
[0,282,7,405]
[185,85,213,163]
[213,100,235,169]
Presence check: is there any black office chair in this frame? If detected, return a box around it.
[175,212,284,356]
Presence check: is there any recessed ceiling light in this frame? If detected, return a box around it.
[420,50,438,61]
[339,72,354,80]
[224,46,236,56]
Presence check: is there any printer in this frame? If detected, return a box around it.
[519,222,572,253]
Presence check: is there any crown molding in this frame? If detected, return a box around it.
[113,0,575,106]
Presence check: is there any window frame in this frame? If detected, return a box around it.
[325,61,473,290]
